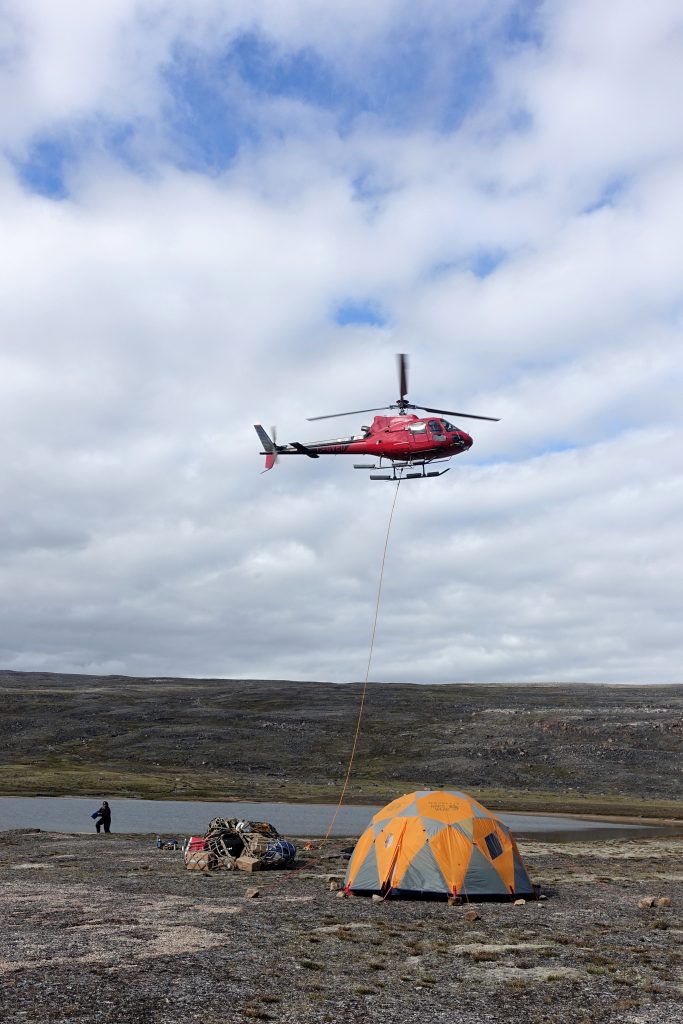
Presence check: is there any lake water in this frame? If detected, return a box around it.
[0,796,679,842]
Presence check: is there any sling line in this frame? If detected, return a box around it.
[257,477,402,894]
[323,476,402,843]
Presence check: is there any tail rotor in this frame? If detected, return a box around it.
[270,426,279,472]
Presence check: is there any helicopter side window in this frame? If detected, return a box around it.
[428,420,444,435]
[408,423,427,433]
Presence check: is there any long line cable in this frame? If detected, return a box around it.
[322,477,402,842]
[241,476,403,895]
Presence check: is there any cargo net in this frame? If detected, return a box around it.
[202,817,296,869]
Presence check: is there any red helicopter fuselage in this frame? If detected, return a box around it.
[255,414,472,478]
[299,414,472,459]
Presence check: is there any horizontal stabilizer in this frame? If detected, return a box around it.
[291,442,320,459]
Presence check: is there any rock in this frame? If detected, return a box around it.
[245,887,260,899]
[464,909,481,923]
[655,896,671,907]
[514,899,526,906]
[326,875,338,883]
[538,894,547,901]
[335,889,346,898]
[329,880,339,891]
[371,894,383,903]
[447,895,462,906]
[638,896,657,908]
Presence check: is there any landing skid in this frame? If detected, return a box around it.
[353,461,451,481]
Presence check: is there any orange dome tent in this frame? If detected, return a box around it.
[344,790,534,899]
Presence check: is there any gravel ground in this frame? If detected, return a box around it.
[1,829,681,1024]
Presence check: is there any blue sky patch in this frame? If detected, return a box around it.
[334,299,388,327]
[428,248,506,281]
[13,137,72,199]
[12,121,147,197]
[159,18,526,169]
[503,0,545,49]
[10,13,546,188]
[162,46,246,173]
[230,33,341,108]
[583,176,628,215]
[469,249,506,278]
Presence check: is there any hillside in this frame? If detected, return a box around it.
[1,671,681,817]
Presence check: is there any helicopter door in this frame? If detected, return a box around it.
[408,422,427,448]
[428,420,447,443]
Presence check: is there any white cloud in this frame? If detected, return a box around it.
[1,1,682,683]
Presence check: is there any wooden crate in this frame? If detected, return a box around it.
[184,850,216,872]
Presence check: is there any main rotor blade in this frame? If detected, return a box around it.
[419,405,500,422]
[307,406,389,421]
[397,353,408,401]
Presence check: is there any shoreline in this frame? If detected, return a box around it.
[2,792,683,832]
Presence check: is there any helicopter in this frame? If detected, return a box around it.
[254,354,499,480]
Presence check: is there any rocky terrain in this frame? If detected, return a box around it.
[0,672,681,817]
[0,828,681,1024]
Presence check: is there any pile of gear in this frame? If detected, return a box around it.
[184,816,296,873]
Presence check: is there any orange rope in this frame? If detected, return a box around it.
[322,477,402,843]
[235,477,402,896]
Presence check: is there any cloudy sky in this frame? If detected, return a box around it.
[1,1,682,684]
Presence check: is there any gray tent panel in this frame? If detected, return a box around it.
[419,816,449,840]
[345,845,380,892]
[397,799,420,819]
[374,799,419,825]
[471,802,497,820]
[394,842,448,895]
[462,846,508,896]
[513,850,534,896]
[419,818,471,841]
[457,816,474,837]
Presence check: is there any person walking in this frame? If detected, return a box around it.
[93,800,112,833]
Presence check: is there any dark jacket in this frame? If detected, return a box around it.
[95,803,111,826]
